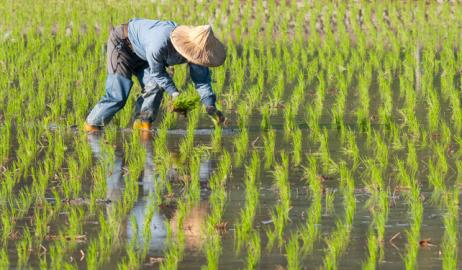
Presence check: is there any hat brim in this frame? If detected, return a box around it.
[170,25,226,67]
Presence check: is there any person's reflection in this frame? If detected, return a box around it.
[170,152,213,251]
[127,136,168,253]
[87,132,215,253]
[87,132,124,201]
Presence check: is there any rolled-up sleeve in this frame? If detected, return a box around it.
[189,63,216,107]
[146,45,178,95]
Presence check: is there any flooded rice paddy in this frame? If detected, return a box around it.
[2,0,462,269]
[3,110,462,269]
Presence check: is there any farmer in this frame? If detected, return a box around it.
[84,18,226,132]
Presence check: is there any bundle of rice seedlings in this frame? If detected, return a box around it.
[172,93,200,112]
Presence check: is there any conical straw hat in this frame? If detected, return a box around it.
[171,25,226,67]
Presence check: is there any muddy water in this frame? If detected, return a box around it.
[82,114,459,269]
[4,111,461,269]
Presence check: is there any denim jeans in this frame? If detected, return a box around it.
[86,25,164,126]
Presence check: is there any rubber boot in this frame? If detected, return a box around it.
[84,122,102,133]
[133,119,152,131]
[133,119,152,142]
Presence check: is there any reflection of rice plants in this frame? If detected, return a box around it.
[323,163,355,270]
[266,152,290,250]
[202,151,231,270]
[236,152,261,252]
[441,188,458,270]
[263,129,275,169]
[298,156,322,254]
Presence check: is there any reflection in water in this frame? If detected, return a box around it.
[171,201,210,251]
[127,139,168,252]
[87,133,124,201]
[86,132,213,254]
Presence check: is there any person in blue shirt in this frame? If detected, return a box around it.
[84,18,226,132]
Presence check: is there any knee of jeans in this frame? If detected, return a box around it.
[144,81,162,92]
[101,91,128,106]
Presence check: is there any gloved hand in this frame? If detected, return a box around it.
[206,106,226,126]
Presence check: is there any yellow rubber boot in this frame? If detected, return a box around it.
[133,119,152,142]
[133,119,152,131]
[84,122,102,132]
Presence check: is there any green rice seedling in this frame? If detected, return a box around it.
[313,73,326,118]
[187,150,203,202]
[292,127,302,166]
[426,89,440,133]
[15,127,40,178]
[236,152,260,252]
[245,85,263,113]
[403,192,423,269]
[246,230,261,270]
[406,141,418,177]
[86,240,98,270]
[266,152,290,250]
[440,185,458,269]
[271,73,285,108]
[233,128,248,167]
[324,189,335,216]
[0,123,11,166]
[263,129,276,169]
[211,125,222,153]
[16,188,33,218]
[212,66,226,96]
[139,194,157,258]
[179,108,200,163]
[0,248,8,269]
[91,163,108,201]
[286,233,300,270]
[173,91,200,112]
[202,230,221,270]
[356,67,372,131]
[427,144,448,194]
[0,168,17,200]
[0,210,13,245]
[155,111,176,160]
[398,150,423,270]
[437,121,452,150]
[447,90,462,133]
[120,216,141,269]
[305,106,321,143]
[50,241,70,270]
[260,103,271,130]
[362,186,388,270]
[341,129,360,169]
[33,202,52,243]
[237,102,250,129]
[16,228,31,268]
[370,132,388,170]
[160,202,187,270]
[323,163,355,270]
[283,104,296,139]
[332,77,347,129]
[64,157,83,199]
[316,128,336,174]
[298,156,322,254]
[362,159,384,194]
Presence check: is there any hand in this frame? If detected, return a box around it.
[171,91,180,100]
[206,106,226,126]
[168,92,188,116]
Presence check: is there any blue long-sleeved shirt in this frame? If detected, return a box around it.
[127,18,216,106]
